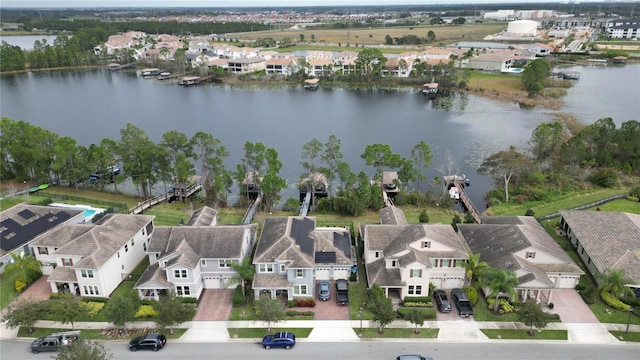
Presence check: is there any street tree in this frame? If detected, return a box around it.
[477,146,529,203]
[104,290,138,330]
[484,268,519,312]
[153,290,196,335]
[321,135,343,197]
[253,295,286,334]
[1,297,45,333]
[228,257,255,297]
[368,284,396,334]
[517,300,550,336]
[52,293,88,330]
[55,340,113,360]
[411,141,433,193]
[406,308,426,334]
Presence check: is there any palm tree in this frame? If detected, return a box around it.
[462,252,489,286]
[4,252,42,291]
[598,269,635,299]
[484,268,519,312]
[228,257,255,297]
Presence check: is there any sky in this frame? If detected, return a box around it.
[0,0,622,9]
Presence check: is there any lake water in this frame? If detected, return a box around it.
[1,61,638,210]
[0,35,60,50]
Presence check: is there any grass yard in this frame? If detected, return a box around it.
[228,327,312,338]
[357,327,438,338]
[467,72,523,93]
[609,331,640,342]
[481,329,567,340]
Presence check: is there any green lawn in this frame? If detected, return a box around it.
[0,273,19,310]
[17,327,187,340]
[357,327,438,338]
[609,330,640,342]
[228,328,312,338]
[481,329,567,340]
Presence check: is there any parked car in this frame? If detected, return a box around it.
[433,289,452,313]
[128,333,167,352]
[335,279,349,305]
[318,280,331,301]
[397,355,433,360]
[31,331,81,354]
[261,332,296,350]
[451,288,474,317]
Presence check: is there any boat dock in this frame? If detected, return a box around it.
[422,82,439,99]
[105,62,137,71]
[129,177,202,214]
[179,75,220,86]
[443,175,481,224]
[304,78,320,90]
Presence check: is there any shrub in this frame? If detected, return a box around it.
[486,298,515,314]
[232,285,246,305]
[600,290,631,311]
[397,307,436,320]
[548,302,554,309]
[403,296,431,304]
[287,300,295,308]
[134,305,158,318]
[181,297,198,304]
[14,279,26,293]
[465,287,478,305]
[83,302,105,317]
[402,301,432,308]
[82,297,106,303]
[575,283,586,291]
[286,310,314,317]
[622,296,640,307]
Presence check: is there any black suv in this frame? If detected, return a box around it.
[433,289,452,313]
[128,333,167,352]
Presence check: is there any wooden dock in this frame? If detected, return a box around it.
[129,177,202,214]
[443,175,481,224]
[241,194,261,224]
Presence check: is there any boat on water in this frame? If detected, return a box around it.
[449,186,460,199]
[422,82,439,98]
[139,68,161,77]
[561,72,580,80]
[304,78,319,90]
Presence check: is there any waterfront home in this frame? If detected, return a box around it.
[228,57,267,74]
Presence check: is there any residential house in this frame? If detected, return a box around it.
[526,43,554,57]
[560,210,640,285]
[308,59,334,77]
[468,50,526,72]
[228,57,266,74]
[605,19,640,39]
[361,206,468,304]
[0,204,83,274]
[134,207,257,300]
[266,58,300,76]
[458,216,584,304]
[30,214,155,298]
[252,217,353,300]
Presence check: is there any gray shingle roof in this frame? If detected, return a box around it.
[186,206,218,226]
[561,210,640,282]
[253,273,292,289]
[134,262,172,289]
[379,206,407,226]
[366,258,402,287]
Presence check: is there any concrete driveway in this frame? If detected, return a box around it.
[547,288,599,323]
[193,289,234,321]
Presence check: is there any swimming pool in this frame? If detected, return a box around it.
[49,203,105,223]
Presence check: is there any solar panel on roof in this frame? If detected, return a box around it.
[17,209,36,220]
[315,251,336,264]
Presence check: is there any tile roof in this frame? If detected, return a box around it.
[379,206,407,226]
[366,258,401,287]
[133,262,172,289]
[253,273,292,288]
[186,206,218,226]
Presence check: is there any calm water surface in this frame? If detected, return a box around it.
[0,35,60,50]
[1,64,638,208]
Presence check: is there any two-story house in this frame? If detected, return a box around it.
[0,204,83,274]
[252,216,353,301]
[30,214,155,298]
[134,207,257,300]
[361,206,469,304]
[458,216,584,304]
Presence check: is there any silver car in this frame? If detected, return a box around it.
[318,280,331,301]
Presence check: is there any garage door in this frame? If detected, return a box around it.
[333,268,350,280]
[558,276,578,288]
[443,276,463,289]
[203,276,220,289]
[315,268,330,280]
[430,277,443,289]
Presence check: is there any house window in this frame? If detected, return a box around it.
[422,241,431,248]
[410,269,422,278]
[37,247,48,255]
[408,285,423,295]
[143,243,147,251]
[131,239,135,247]
[219,260,230,268]
[124,244,128,253]
[259,264,274,273]
[117,252,120,258]
[390,260,397,267]
[83,285,99,296]
[293,284,308,295]
[526,251,536,259]
[174,269,187,278]
[442,259,450,268]
[121,265,124,270]
[62,258,73,266]
[176,286,190,296]
[296,269,304,278]
[280,264,285,273]
[374,251,380,258]
[201,260,207,267]
[80,269,94,278]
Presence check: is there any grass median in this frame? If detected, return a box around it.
[481,329,567,340]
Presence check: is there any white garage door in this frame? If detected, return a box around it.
[558,276,578,288]
[315,268,330,280]
[203,276,220,289]
[430,277,443,289]
[333,268,350,280]
[443,277,464,289]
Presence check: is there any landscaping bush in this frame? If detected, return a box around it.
[181,297,198,304]
[600,290,631,311]
[547,313,561,321]
[83,301,105,317]
[232,285,246,305]
[486,298,516,314]
[82,297,106,303]
[134,305,158,318]
[621,296,640,307]
[402,301,432,308]
[292,298,316,307]
[397,307,436,320]
[465,286,478,305]
[14,279,26,293]
[575,283,586,291]
[286,310,314,317]
[403,296,431,304]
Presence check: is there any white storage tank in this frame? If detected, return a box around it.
[508,19,538,36]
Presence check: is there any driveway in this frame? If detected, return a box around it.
[547,288,599,323]
[194,289,234,321]
[313,295,350,320]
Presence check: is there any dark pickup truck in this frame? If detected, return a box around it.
[335,279,349,305]
[451,288,473,318]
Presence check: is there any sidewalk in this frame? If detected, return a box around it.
[3,319,639,344]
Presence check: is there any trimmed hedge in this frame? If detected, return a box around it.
[600,290,631,311]
[403,296,431,304]
[397,307,437,320]
[135,305,158,318]
[232,285,246,305]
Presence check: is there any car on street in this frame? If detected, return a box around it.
[397,355,433,360]
[128,333,167,352]
[318,280,331,301]
[433,289,452,313]
[261,332,296,350]
[30,331,81,354]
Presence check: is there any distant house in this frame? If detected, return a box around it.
[252,216,353,300]
[526,43,553,57]
[228,57,266,74]
[30,214,155,298]
[0,204,84,274]
[361,206,468,304]
[560,210,640,285]
[605,19,640,39]
[308,59,334,77]
[458,216,584,304]
[134,207,257,300]
[468,51,514,72]
[266,58,300,76]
